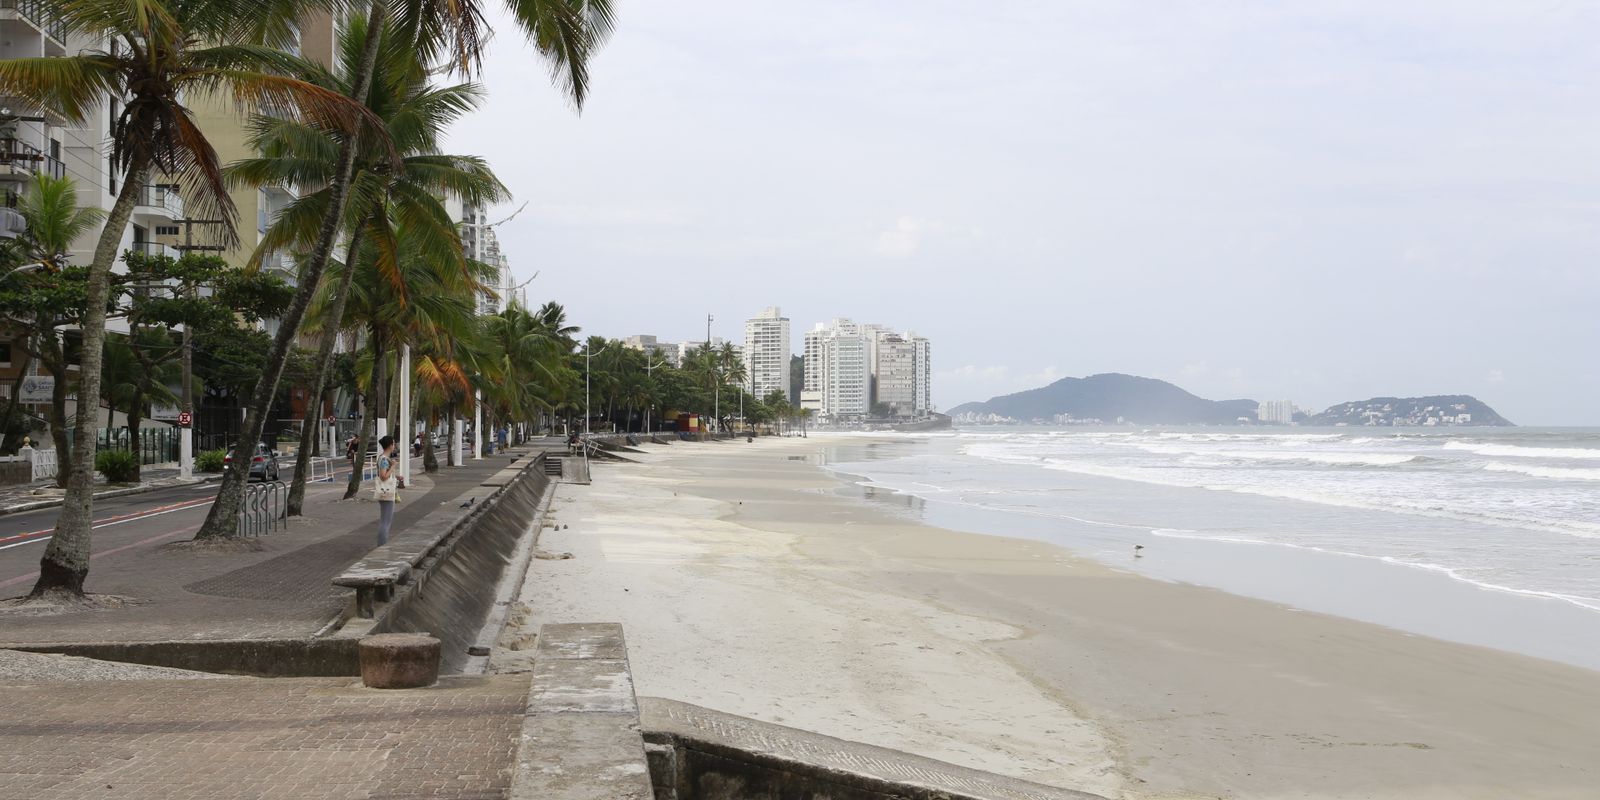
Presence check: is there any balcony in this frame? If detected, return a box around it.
[133,183,183,222]
[128,241,179,259]
[0,137,65,181]
[0,0,67,53]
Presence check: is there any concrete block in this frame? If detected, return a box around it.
[358,633,440,689]
[536,622,628,660]
[513,712,654,800]
[531,657,637,714]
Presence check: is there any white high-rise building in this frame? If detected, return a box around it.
[1257,399,1295,425]
[743,307,791,402]
[910,333,932,416]
[455,200,517,315]
[802,320,869,421]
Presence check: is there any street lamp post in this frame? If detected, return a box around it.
[583,341,609,438]
[643,355,668,434]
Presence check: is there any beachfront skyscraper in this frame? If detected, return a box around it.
[803,319,933,422]
[802,320,870,421]
[743,307,792,402]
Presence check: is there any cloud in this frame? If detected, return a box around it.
[1023,366,1064,385]
[1486,369,1505,383]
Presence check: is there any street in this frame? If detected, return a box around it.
[0,464,354,594]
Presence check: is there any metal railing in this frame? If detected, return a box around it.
[128,240,178,258]
[237,480,287,536]
[135,184,184,218]
[81,426,181,466]
[307,456,332,483]
[0,137,65,179]
[0,0,67,45]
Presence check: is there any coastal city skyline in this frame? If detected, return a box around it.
[449,1,1600,426]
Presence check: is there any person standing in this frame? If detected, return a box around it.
[373,435,398,545]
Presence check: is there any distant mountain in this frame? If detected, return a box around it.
[948,373,1254,425]
[1308,396,1512,427]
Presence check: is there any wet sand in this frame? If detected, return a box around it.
[498,437,1600,799]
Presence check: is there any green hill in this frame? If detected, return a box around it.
[948,373,1254,425]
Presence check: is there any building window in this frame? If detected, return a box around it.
[0,342,11,367]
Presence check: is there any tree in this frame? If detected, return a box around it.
[115,250,292,481]
[227,18,507,516]
[0,0,379,598]
[0,175,102,484]
[198,0,617,538]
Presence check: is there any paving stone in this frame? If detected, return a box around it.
[0,675,529,800]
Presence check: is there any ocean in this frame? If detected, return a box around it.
[816,426,1600,671]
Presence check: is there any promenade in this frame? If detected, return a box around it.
[0,449,532,646]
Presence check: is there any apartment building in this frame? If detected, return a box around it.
[742,307,791,402]
[802,319,870,421]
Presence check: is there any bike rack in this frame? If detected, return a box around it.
[236,480,287,536]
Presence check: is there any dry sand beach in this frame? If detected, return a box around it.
[498,436,1600,799]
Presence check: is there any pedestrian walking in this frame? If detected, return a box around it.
[373,435,398,546]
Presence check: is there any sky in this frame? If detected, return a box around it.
[445,1,1600,426]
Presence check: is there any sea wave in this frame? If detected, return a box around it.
[1483,462,1600,482]
[1133,443,1421,467]
[1149,527,1600,614]
[1443,441,1600,460]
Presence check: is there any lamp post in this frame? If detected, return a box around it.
[583,341,609,438]
[643,355,669,434]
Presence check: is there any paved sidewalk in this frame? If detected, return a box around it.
[0,451,533,646]
[0,674,530,800]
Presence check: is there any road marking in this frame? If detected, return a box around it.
[0,523,203,588]
[0,498,215,550]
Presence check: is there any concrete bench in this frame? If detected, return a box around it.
[332,490,480,618]
[332,560,411,618]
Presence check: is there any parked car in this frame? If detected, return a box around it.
[224,443,281,481]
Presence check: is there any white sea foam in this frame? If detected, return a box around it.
[1443,441,1600,460]
[1483,462,1600,481]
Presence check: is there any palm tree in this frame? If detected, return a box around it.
[228,18,507,517]
[200,0,617,539]
[0,175,102,484]
[324,214,487,499]
[0,0,379,598]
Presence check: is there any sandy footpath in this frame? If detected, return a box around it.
[498,437,1600,800]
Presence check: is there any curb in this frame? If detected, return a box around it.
[0,474,224,517]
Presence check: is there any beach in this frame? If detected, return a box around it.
[498,436,1600,799]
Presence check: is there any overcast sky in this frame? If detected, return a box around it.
[446,1,1600,426]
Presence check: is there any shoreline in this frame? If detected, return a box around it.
[815,434,1600,673]
[501,436,1600,799]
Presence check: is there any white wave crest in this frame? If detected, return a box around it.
[1482,462,1600,482]
[1444,441,1600,460]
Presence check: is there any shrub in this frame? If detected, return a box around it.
[95,449,140,483]
[196,448,227,473]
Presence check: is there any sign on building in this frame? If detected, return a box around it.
[18,375,53,404]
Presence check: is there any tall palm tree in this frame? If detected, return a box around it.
[227,17,506,517]
[201,0,616,539]
[0,0,378,598]
[320,214,487,499]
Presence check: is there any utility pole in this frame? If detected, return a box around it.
[173,218,224,480]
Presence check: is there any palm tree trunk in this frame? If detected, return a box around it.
[287,229,365,516]
[127,389,144,484]
[29,157,148,598]
[422,408,438,472]
[344,328,384,500]
[197,0,389,539]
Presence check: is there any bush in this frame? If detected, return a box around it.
[196,448,226,473]
[95,449,140,483]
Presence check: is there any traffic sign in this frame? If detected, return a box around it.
[177,411,192,428]
[326,415,336,426]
